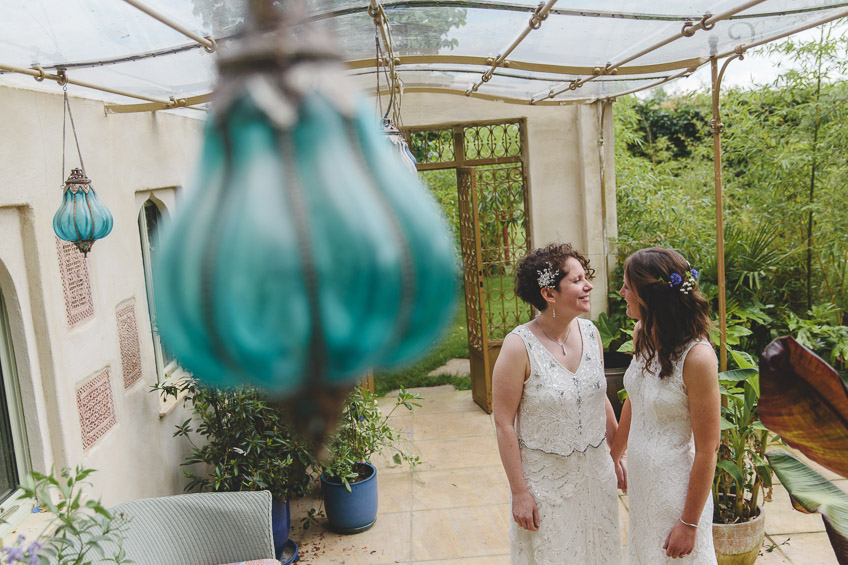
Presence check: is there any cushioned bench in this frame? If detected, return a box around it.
[90,490,279,565]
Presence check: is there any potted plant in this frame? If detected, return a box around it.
[595,305,635,418]
[319,385,420,534]
[156,377,315,558]
[711,359,774,565]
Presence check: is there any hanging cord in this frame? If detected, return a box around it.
[62,84,87,179]
[61,86,67,188]
[375,33,383,117]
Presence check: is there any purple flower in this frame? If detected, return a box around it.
[669,272,682,286]
[2,545,26,563]
[26,541,42,565]
[690,269,699,280]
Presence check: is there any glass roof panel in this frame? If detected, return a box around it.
[1,0,199,68]
[1,0,846,107]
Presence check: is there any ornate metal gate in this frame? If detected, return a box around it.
[409,120,532,412]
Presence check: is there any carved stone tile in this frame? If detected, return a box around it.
[116,302,142,388]
[76,369,117,450]
[55,237,94,326]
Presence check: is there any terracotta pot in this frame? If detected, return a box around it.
[713,507,765,565]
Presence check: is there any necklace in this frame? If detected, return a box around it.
[538,321,573,356]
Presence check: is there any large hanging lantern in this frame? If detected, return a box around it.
[152,3,457,419]
[52,89,113,255]
[53,168,114,255]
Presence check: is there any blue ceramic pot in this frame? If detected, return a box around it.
[271,498,290,557]
[321,462,378,534]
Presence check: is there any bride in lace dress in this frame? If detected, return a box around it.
[611,248,721,563]
[493,243,624,564]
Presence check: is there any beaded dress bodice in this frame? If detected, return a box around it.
[512,318,607,457]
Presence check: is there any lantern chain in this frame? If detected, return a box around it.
[61,85,87,182]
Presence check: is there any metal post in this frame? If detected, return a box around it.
[710,46,745,372]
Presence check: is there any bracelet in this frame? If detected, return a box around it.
[679,518,698,528]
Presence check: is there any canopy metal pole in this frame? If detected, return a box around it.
[0,63,181,106]
[535,0,767,103]
[120,0,216,53]
[710,50,744,372]
[466,0,558,95]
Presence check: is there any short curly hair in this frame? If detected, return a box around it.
[515,243,595,311]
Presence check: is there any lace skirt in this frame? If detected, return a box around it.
[626,443,716,564]
[510,443,622,565]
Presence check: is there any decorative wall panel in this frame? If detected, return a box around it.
[76,369,117,450]
[56,237,94,326]
[116,302,142,388]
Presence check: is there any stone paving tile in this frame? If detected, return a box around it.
[295,511,412,564]
[412,465,509,510]
[769,532,839,565]
[411,504,511,561]
[413,410,494,441]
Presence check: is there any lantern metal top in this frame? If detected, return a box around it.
[64,168,91,185]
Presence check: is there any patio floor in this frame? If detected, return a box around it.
[290,385,843,564]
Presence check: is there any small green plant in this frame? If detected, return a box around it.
[712,357,774,524]
[155,377,316,502]
[322,386,421,492]
[1,467,131,565]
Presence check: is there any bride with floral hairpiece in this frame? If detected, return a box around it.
[611,247,721,563]
[493,243,623,564]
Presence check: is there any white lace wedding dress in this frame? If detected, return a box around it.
[625,340,717,564]
[510,319,621,564]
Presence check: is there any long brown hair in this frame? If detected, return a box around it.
[625,248,711,379]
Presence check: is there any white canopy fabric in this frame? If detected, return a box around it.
[1,0,847,111]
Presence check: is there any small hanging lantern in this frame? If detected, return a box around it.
[382,117,417,174]
[53,168,114,255]
[152,1,458,440]
[52,87,113,255]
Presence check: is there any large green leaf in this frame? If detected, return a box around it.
[767,451,848,563]
[759,336,848,477]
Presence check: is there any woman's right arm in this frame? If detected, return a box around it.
[609,321,638,492]
[493,333,538,531]
[610,397,630,492]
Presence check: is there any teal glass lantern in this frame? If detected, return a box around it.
[151,6,458,408]
[52,168,114,255]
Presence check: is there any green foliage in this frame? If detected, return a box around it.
[155,378,315,501]
[374,301,469,396]
[0,467,132,564]
[613,22,848,367]
[784,303,848,370]
[713,365,774,524]
[595,302,635,354]
[322,386,420,492]
[387,7,467,53]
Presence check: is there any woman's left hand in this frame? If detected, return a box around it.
[614,456,627,493]
[662,521,697,558]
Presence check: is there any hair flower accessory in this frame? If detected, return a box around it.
[662,268,698,294]
[536,263,560,289]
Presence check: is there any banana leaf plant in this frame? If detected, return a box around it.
[759,336,848,563]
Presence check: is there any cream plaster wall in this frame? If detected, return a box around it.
[0,85,202,508]
[398,93,618,317]
[0,84,618,519]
